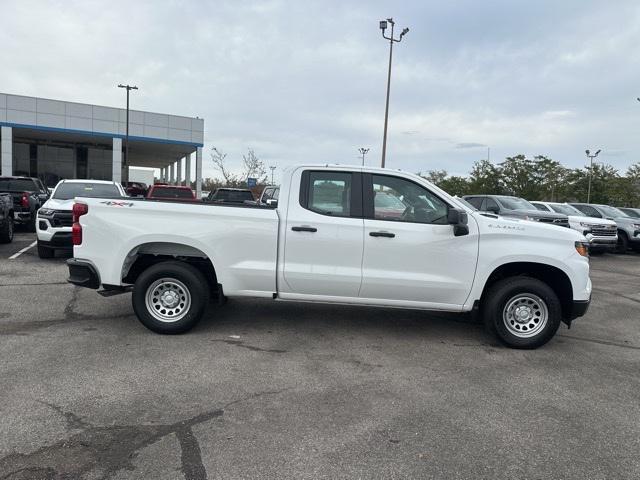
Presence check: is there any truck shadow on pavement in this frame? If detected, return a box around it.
[198,297,498,349]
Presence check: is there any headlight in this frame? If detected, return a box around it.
[579,222,593,228]
[38,208,55,216]
[633,223,640,229]
[575,241,589,257]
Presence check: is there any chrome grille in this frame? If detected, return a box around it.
[590,226,617,237]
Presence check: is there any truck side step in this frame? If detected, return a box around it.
[97,285,133,297]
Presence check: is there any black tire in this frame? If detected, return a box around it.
[132,261,210,334]
[27,215,37,232]
[0,217,13,243]
[37,243,54,258]
[482,277,562,349]
[616,231,629,254]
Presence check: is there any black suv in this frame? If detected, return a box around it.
[463,194,570,227]
[0,176,49,231]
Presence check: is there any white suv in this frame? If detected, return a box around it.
[531,201,617,252]
[36,179,125,258]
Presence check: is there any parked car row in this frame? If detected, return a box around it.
[461,193,640,254]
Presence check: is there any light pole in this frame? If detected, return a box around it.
[269,165,276,185]
[358,147,370,166]
[585,148,601,203]
[117,84,138,181]
[379,18,409,169]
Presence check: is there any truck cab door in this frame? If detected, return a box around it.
[359,173,479,308]
[280,169,364,297]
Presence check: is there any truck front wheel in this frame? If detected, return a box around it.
[132,261,210,334]
[483,277,562,349]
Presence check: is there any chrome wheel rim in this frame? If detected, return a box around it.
[145,278,191,323]
[502,293,548,338]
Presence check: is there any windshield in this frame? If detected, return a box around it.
[599,205,628,218]
[53,183,121,200]
[455,197,478,211]
[0,178,39,192]
[621,208,640,218]
[550,204,583,216]
[498,196,536,211]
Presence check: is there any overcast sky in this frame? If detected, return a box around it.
[2,0,640,181]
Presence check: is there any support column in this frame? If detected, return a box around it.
[1,126,13,176]
[161,167,167,182]
[170,163,175,184]
[112,137,122,183]
[195,147,202,198]
[184,153,191,188]
[176,158,182,186]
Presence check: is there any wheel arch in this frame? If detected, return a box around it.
[480,262,573,321]
[121,242,220,298]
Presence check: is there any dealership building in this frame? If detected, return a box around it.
[0,92,204,194]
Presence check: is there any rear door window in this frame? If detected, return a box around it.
[300,171,361,218]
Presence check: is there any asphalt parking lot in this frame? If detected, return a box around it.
[0,233,639,479]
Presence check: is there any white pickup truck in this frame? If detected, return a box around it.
[67,165,591,349]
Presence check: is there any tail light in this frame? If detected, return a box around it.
[72,203,89,246]
[21,192,29,208]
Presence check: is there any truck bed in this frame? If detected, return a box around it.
[73,197,280,296]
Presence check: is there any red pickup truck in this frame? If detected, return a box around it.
[145,185,200,202]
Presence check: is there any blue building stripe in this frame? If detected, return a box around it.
[0,121,204,148]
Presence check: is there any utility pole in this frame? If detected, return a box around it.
[585,148,601,203]
[117,84,138,182]
[269,165,276,185]
[379,18,409,168]
[358,147,370,166]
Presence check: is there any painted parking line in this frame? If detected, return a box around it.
[8,241,37,260]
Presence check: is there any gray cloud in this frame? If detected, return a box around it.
[456,142,487,149]
[2,0,640,181]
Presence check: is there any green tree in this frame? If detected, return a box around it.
[468,159,503,194]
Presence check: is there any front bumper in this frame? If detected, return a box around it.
[38,232,73,250]
[627,230,640,243]
[566,297,591,322]
[13,210,33,224]
[67,259,101,289]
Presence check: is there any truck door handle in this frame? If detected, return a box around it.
[369,231,395,238]
[292,226,317,232]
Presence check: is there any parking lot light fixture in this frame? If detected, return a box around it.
[358,147,370,166]
[117,84,138,181]
[379,17,409,169]
[586,148,601,203]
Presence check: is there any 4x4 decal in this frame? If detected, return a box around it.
[100,201,134,207]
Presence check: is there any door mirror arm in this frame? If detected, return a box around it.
[448,207,469,237]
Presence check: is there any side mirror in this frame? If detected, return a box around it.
[266,199,278,208]
[486,205,499,214]
[448,207,469,237]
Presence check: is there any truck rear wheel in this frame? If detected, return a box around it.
[132,261,210,334]
[37,242,54,258]
[483,277,562,349]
